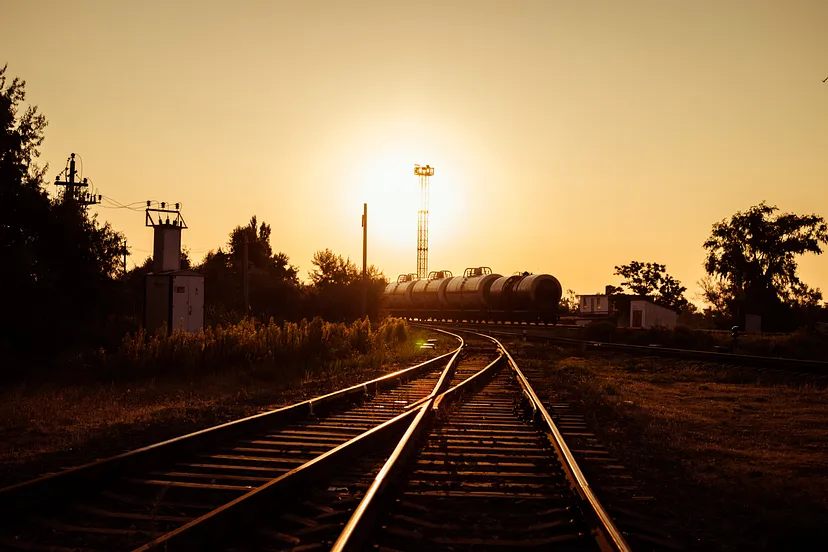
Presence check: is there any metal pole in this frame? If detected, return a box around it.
[242,237,249,314]
[362,203,368,281]
[362,203,368,318]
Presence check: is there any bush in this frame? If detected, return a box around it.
[108,317,412,379]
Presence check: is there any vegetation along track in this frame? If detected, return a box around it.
[331,328,630,552]
[0,330,630,551]
[0,336,464,552]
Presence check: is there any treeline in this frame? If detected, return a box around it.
[0,66,388,368]
[557,205,828,333]
[1,66,127,360]
[123,216,388,327]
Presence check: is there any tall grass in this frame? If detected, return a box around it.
[107,317,412,379]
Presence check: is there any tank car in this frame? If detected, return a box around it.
[489,272,562,322]
[409,270,453,311]
[444,267,501,311]
[382,267,561,324]
[382,273,418,311]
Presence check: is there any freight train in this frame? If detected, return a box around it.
[381,267,563,324]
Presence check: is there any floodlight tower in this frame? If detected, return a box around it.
[414,164,434,280]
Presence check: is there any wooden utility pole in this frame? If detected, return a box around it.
[362,203,368,318]
[122,240,128,276]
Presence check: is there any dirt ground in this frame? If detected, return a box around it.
[0,347,444,489]
[513,342,828,552]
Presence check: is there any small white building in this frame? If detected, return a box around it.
[576,293,678,329]
[628,299,677,329]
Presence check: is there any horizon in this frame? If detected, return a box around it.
[4,0,828,306]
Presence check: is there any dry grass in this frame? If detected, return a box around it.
[0,323,448,488]
[517,345,828,551]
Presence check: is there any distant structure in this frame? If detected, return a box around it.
[577,286,678,329]
[54,152,101,208]
[143,201,204,335]
[414,164,434,280]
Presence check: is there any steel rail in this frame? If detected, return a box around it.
[136,404,426,550]
[128,329,467,550]
[332,327,630,552]
[489,331,633,552]
[0,344,461,519]
[330,352,506,552]
[428,321,828,374]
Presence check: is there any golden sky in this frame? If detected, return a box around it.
[4,0,828,303]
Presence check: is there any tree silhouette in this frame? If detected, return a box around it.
[307,249,386,321]
[0,65,125,361]
[195,216,300,322]
[612,261,688,312]
[702,202,827,330]
[309,249,359,287]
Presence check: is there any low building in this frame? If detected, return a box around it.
[627,299,677,329]
[576,290,678,329]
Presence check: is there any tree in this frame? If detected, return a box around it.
[702,202,827,330]
[194,217,300,323]
[307,249,387,321]
[612,261,688,312]
[229,216,273,271]
[0,65,126,359]
[558,289,580,315]
[309,249,359,287]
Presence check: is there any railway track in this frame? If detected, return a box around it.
[331,331,630,552]
[423,321,828,376]
[1,330,632,551]
[0,336,465,551]
[225,333,505,551]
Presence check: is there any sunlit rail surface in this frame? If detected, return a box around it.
[0,328,631,551]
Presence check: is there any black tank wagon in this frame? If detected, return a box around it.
[381,267,562,324]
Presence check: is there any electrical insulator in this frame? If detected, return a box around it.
[161,202,166,209]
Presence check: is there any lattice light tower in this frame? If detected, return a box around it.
[414,164,434,280]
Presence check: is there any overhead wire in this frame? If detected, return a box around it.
[99,195,147,211]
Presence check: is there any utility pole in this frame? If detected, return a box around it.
[60,153,77,204]
[362,203,368,318]
[122,240,128,277]
[54,153,100,207]
[414,164,434,280]
[242,236,250,314]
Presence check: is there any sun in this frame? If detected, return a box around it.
[327,119,473,278]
